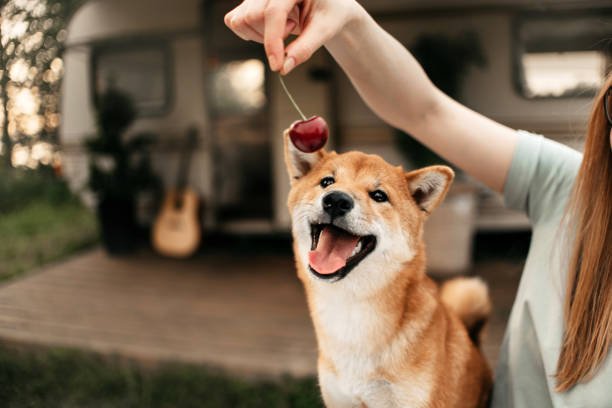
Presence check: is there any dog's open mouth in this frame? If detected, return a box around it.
[308,224,376,281]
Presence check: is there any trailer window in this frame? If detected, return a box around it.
[94,44,170,115]
[209,59,266,116]
[515,11,612,99]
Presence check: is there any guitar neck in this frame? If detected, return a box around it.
[176,151,193,191]
[175,128,198,191]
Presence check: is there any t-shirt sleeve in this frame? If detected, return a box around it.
[503,130,582,225]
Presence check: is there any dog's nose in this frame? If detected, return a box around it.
[322,191,354,218]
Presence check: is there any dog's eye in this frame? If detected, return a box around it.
[320,177,335,188]
[369,190,388,203]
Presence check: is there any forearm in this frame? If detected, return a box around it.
[325,10,517,192]
[325,10,437,132]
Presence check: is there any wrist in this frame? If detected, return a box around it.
[325,3,370,54]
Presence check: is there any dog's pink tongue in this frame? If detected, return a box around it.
[309,226,360,275]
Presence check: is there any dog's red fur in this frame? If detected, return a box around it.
[285,130,492,407]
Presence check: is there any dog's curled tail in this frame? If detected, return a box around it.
[440,277,491,347]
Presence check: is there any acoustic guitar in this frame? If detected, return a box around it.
[152,128,201,258]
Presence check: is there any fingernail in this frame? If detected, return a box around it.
[268,54,277,71]
[282,57,295,74]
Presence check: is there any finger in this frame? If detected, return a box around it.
[228,12,259,42]
[225,4,249,40]
[243,1,265,35]
[286,5,301,36]
[224,3,244,30]
[244,21,264,42]
[224,8,236,29]
[224,1,264,42]
[265,5,298,38]
[230,19,255,41]
[283,19,297,38]
[283,21,332,74]
[263,0,297,71]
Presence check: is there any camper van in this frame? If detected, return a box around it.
[60,0,612,269]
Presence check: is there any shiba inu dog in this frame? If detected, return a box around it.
[284,130,492,408]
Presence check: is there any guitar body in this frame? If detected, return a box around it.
[152,188,200,258]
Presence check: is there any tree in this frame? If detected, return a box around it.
[0,0,84,168]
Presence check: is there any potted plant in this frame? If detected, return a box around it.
[86,87,160,254]
[396,32,486,275]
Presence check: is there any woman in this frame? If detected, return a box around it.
[225,1,612,406]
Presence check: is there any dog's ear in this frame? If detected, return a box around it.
[405,165,454,214]
[284,129,325,183]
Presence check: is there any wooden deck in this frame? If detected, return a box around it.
[0,248,520,377]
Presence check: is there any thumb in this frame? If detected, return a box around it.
[281,20,333,75]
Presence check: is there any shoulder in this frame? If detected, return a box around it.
[504,130,582,224]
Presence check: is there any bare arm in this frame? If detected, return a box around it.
[325,10,518,192]
[225,0,518,192]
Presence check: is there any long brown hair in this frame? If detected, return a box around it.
[556,75,612,391]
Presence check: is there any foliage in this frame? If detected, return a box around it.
[0,346,324,407]
[0,165,72,213]
[0,0,85,167]
[86,87,160,201]
[0,165,97,281]
[0,198,97,282]
[396,32,486,169]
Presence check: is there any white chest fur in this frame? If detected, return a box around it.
[313,295,433,407]
[319,366,395,408]
[318,351,432,408]
[314,292,384,346]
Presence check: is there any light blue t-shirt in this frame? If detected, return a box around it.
[492,130,612,407]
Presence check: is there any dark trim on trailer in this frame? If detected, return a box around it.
[370,1,612,21]
[65,27,201,50]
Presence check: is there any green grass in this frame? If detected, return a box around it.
[0,346,323,408]
[0,200,98,282]
[0,169,322,406]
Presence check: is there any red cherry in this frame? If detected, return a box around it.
[289,116,329,153]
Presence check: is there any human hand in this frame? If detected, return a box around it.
[224,0,361,74]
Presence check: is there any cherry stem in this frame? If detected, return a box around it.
[278,74,307,121]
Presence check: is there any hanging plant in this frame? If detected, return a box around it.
[86,87,161,254]
[396,31,487,170]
